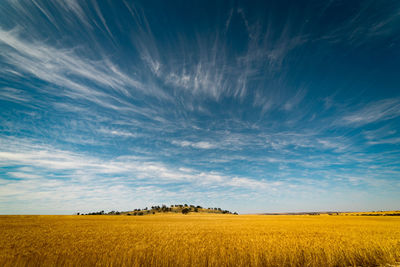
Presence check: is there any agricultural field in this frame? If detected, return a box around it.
[0,214,399,266]
[338,210,400,216]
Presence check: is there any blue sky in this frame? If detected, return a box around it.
[1,0,400,214]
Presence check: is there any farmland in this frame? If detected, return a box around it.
[0,214,399,266]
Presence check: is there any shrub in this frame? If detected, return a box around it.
[182,208,190,214]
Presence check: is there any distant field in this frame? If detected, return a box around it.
[338,210,400,216]
[0,214,399,266]
[261,210,400,216]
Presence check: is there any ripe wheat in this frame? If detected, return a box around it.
[0,214,399,266]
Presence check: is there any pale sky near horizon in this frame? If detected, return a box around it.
[1,0,400,214]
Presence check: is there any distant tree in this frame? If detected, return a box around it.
[116,212,120,215]
[233,212,238,215]
[194,208,199,212]
[182,208,190,214]
[77,212,80,215]
[152,211,155,214]
[184,204,188,207]
[138,212,144,216]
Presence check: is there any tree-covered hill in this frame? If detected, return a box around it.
[80,204,238,216]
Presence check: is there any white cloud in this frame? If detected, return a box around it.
[227,177,277,190]
[7,172,41,179]
[283,89,307,111]
[172,140,216,149]
[0,87,31,103]
[0,137,278,196]
[319,2,400,46]
[367,137,400,145]
[0,27,169,106]
[99,128,137,138]
[342,98,400,126]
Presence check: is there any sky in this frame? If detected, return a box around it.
[0,0,400,214]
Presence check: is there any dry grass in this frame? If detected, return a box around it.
[0,214,399,266]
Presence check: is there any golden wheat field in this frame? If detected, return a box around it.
[0,214,399,267]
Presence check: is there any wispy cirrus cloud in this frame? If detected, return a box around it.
[7,172,41,179]
[172,140,216,150]
[99,128,138,138]
[0,87,31,103]
[318,1,400,46]
[341,98,400,126]
[367,137,400,145]
[0,136,279,194]
[0,27,168,104]
[283,88,307,111]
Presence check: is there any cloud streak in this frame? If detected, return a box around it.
[341,98,400,126]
